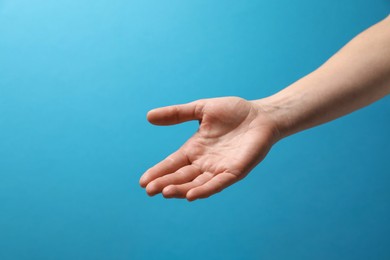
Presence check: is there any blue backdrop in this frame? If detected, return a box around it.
[0,1,389,259]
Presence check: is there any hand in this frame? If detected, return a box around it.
[139,97,280,201]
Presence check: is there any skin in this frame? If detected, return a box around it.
[140,15,390,201]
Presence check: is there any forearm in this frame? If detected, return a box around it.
[256,15,390,139]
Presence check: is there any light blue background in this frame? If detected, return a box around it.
[0,1,389,259]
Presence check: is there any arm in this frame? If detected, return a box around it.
[140,15,390,201]
[259,15,390,138]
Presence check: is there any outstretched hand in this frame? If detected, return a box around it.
[139,97,280,201]
[141,16,390,201]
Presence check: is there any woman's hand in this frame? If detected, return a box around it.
[140,16,390,202]
[139,97,280,201]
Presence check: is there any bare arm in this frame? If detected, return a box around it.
[258,15,390,138]
[140,15,390,201]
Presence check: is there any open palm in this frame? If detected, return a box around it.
[140,97,279,201]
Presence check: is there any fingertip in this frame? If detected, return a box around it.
[139,175,148,188]
[146,182,159,196]
[162,185,176,198]
[146,108,169,125]
[186,190,197,202]
[146,109,156,123]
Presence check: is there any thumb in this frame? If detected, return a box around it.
[147,100,204,125]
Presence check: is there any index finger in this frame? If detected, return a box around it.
[139,150,189,188]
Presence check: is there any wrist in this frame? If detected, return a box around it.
[250,93,298,140]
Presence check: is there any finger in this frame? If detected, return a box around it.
[162,172,214,199]
[139,150,189,188]
[145,165,202,196]
[186,173,238,201]
[147,101,203,125]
